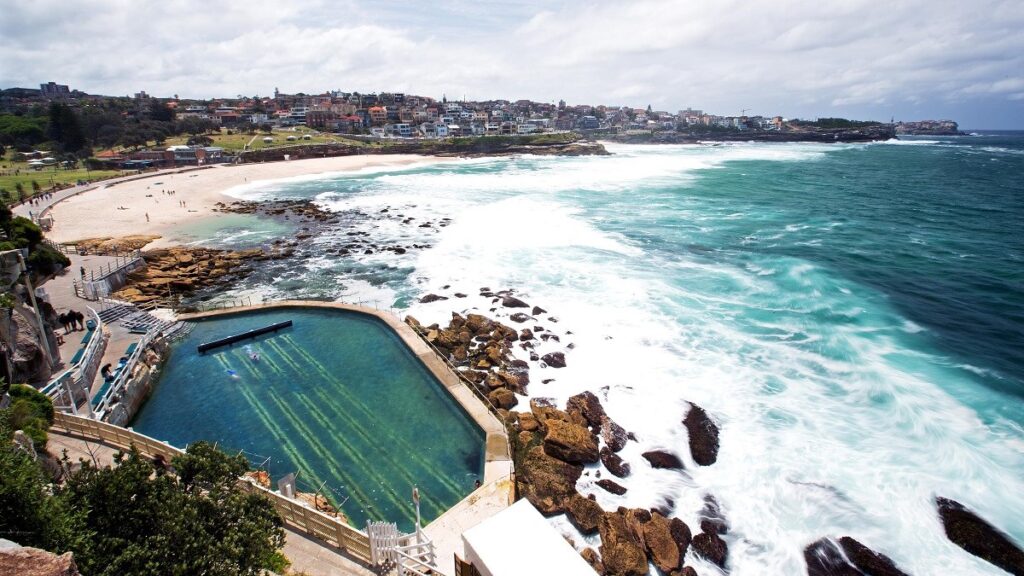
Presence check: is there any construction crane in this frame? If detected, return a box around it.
[741,108,749,116]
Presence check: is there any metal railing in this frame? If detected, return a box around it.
[91,330,153,418]
[50,411,375,564]
[42,307,106,416]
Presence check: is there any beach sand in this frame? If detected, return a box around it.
[47,154,446,249]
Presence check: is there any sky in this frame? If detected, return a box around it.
[1,0,1022,128]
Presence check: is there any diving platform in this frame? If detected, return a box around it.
[197,320,293,353]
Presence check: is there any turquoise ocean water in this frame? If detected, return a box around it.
[201,134,1023,574]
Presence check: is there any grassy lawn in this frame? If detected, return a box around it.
[0,158,124,203]
[158,126,349,152]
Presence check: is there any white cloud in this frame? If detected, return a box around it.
[1,0,1022,126]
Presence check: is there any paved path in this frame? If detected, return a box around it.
[48,431,376,576]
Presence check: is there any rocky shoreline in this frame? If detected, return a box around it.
[600,124,896,144]
[238,138,608,163]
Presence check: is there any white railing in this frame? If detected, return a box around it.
[42,307,105,416]
[367,521,439,576]
[91,329,153,418]
[51,411,374,563]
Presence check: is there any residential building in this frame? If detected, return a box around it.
[368,106,387,125]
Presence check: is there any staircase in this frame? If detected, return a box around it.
[97,302,193,339]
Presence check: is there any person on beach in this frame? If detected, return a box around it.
[145,213,149,222]
[80,266,86,278]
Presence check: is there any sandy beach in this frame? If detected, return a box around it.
[46,154,447,249]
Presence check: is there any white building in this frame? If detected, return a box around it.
[458,500,596,576]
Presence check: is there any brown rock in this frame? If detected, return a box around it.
[596,479,628,495]
[419,293,447,303]
[544,419,599,464]
[519,412,540,432]
[465,313,493,334]
[488,388,518,410]
[599,511,649,576]
[566,493,604,535]
[566,390,606,430]
[680,567,699,576]
[683,404,720,466]
[0,544,79,576]
[517,446,583,515]
[520,328,534,340]
[642,450,685,470]
[644,512,683,574]
[581,548,604,574]
[602,415,629,452]
[541,351,566,368]
[600,446,631,478]
[692,531,728,569]
[670,518,693,560]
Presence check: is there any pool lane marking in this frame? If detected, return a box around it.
[267,337,455,513]
[278,334,467,498]
[230,350,405,517]
[215,353,373,517]
[287,390,446,513]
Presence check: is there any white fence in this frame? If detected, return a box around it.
[42,307,105,416]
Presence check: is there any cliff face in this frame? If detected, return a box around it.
[896,120,961,135]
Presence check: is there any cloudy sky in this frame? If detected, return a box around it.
[2,0,1022,128]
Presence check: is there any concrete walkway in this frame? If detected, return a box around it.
[47,431,376,576]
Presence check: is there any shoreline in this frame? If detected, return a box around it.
[46,154,454,250]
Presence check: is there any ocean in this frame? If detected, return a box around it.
[201,133,1023,574]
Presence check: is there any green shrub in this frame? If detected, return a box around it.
[5,384,54,450]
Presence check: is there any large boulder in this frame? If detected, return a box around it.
[541,351,566,368]
[642,450,685,470]
[502,296,530,308]
[804,539,859,576]
[599,511,649,576]
[488,388,518,410]
[602,415,629,452]
[838,537,909,576]
[692,530,728,569]
[517,446,583,515]
[601,446,631,478]
[580,548,604,574]
[597,479,628,495]
[0,543,80,576]
[566,493,604,535]
[936,496,1024,575]
[683,404,720,466]
[567,391,606,430]
[543,419,599,464]
[643,512,685,573]
[465,313,494,335]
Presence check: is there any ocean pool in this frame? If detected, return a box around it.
[132,307,485,530]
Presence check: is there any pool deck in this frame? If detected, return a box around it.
[178,300,514,575]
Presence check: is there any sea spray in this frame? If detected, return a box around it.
[212,136,1024,574]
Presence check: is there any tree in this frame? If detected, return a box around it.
[0,431,286,576]
[187,134,213,147]
[45,102,88,155]
[14,182,24,201]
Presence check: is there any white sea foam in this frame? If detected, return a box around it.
[218,144,1024,575]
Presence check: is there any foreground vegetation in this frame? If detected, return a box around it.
[0,390,287,576]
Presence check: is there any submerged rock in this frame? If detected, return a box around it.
[683,403,720,466]
[600,446,631,478]
[936,496,1024,575]
[601,415,629,453]
[692,530,728,569]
